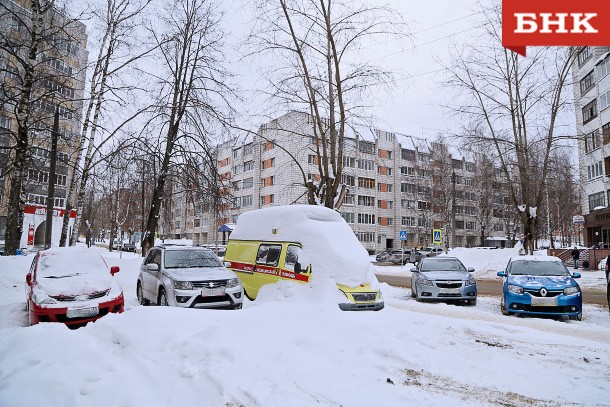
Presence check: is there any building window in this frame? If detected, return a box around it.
[244,143,254,155]
[261,158,275,169]
[378,217,393,226]
[342,156,355,168]
[400,166,414,176]
[493,223,504,232]
[358,177,375,189]
[264,141,274,151]
[587,161,603,180]
[465,162,476,172]
[598,54,610,80]
[401,216,415,227]
[377,166,392,176]
[464,177,474,186]
[343,194,355,205]
[357,213,375,224]
[589,191,605,211]
[357,195,375,206]
[401,149,415,161]
[232,164,242,175]
[355,231,375,242]
[378,149,392,159]
[464,206,476,216]
[243,177,254,189]
[260,194,274,205]
[378,200,393,209]
[341,174,355,186]
[578,47,592,66]
[242,195,253,206]
[603,122,610,145]
[243,161,254,172]
[341,212,355,223]
[401,199,415,209]
[585,130,600,153]
[308,154,318,165]
[582,99,597,124]
[377,183,392,192]
[358,141,375,154]
[357,159,375,171]
[262,176,274,187]
[401,182,415,194]
[465,221,476,231]
[600,89,610,111]
[233,148,241,158]
[580,70,594,95]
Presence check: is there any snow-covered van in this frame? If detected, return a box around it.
[224,205,384,311]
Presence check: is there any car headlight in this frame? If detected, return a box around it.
[563,286,579,296]
[465,277,476,286]
[419,277,433,286]
[226,278,240,288]
[173,281,193,290]
[508,284,524,294]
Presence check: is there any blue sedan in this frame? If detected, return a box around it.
[497,256,582,321]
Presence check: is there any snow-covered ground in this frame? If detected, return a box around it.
[371,247,608,290]
[1,247,609,406]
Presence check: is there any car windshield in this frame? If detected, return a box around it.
[38,251,108,277]
[509,260,568,276]
[164,250,222,269]
[419,258,466,272]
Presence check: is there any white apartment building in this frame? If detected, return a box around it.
[170,111,512,253]
[573,47,610,247]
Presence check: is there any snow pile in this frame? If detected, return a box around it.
[440,247,521,278]
[230,205,377,287]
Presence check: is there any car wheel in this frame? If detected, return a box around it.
[158,288,168,306]
[569,312,583,321]
[413,286,421,302]
[137,282,149,306]
[500,299,509,316]
[410,286,416,298]
[468,299,477,306]
[233,304,242,310]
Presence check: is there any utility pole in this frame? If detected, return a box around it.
[451,168,456,248]
[44,110,60,249]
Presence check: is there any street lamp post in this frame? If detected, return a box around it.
[451,169,456,248]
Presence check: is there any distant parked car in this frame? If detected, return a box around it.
[497,256,582,321]
[389,249,427,265]
[121,242,136,252]
[410,257,477,305]
[137,245,243,309]
[25,247,124,328]
[375,250,393,262]
[419,247,444,257]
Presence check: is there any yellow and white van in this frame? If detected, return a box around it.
[224,205,384,311]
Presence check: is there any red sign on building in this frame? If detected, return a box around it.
[502,0,610,56]
[27,224,34,246]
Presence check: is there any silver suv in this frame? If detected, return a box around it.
[137,246,244,309]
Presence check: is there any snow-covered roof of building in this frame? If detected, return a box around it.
[229,205,377,287]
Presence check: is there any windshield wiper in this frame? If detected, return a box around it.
[44,273,81,279]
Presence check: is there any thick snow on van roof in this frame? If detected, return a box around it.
[230,205,377,287]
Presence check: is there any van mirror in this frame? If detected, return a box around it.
[224,261,232,268]
[146,263,159,271]
[294,261,302,273]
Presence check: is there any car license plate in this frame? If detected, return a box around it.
[202,287,225,297]
[66,306,99,318]
[531,296,558,307]
[439,288,460,294]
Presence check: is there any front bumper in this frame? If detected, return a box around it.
[504,290,582,317]
[30,293,124,327]
[416,281,477,301]
[339,301,384,311]
[171,286,244,309]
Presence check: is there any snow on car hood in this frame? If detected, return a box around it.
[508,275,577,289]
[230,205,377,287]
[165,267,235,281]
[420,271,471,281]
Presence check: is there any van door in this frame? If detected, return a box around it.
[251,243,283,297]
[281,244,311,283]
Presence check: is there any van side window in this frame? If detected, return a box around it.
[284,245,301,271]
[256,244,282,267]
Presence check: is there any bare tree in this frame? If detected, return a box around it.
[140,0,233,256]
[446,4,576,254]
[247,0,407,208]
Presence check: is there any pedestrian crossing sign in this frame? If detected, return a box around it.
[399,230,407,241]
[432,229,442,244]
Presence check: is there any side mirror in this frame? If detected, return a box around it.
[497,271,507,277]
[26,273,32,286]
[224,261,231,268]
[410,267,417,273]
[572,272,581,278]
[294,262,302,273]
[146,263,159,271]
[110,266,120,275]
[467,267,475,273]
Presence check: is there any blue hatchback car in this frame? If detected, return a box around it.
[497,256,582,321]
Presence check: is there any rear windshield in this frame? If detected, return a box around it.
[419,258,466,272]
[509,260,568,276]
[164,250,222,269]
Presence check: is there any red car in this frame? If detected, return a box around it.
[26,247,124,328]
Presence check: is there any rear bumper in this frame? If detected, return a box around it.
[339,301,384,311]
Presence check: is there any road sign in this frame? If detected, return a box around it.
[432,229,442,244]
[572,215,585,224]
[399,230,407,241]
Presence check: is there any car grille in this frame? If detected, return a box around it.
[52,290,109,302]
[352,292,377,302]
[192,280,228,289]
[525,289,562,297]
[436,282,462,289]
[437,293,462,297]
